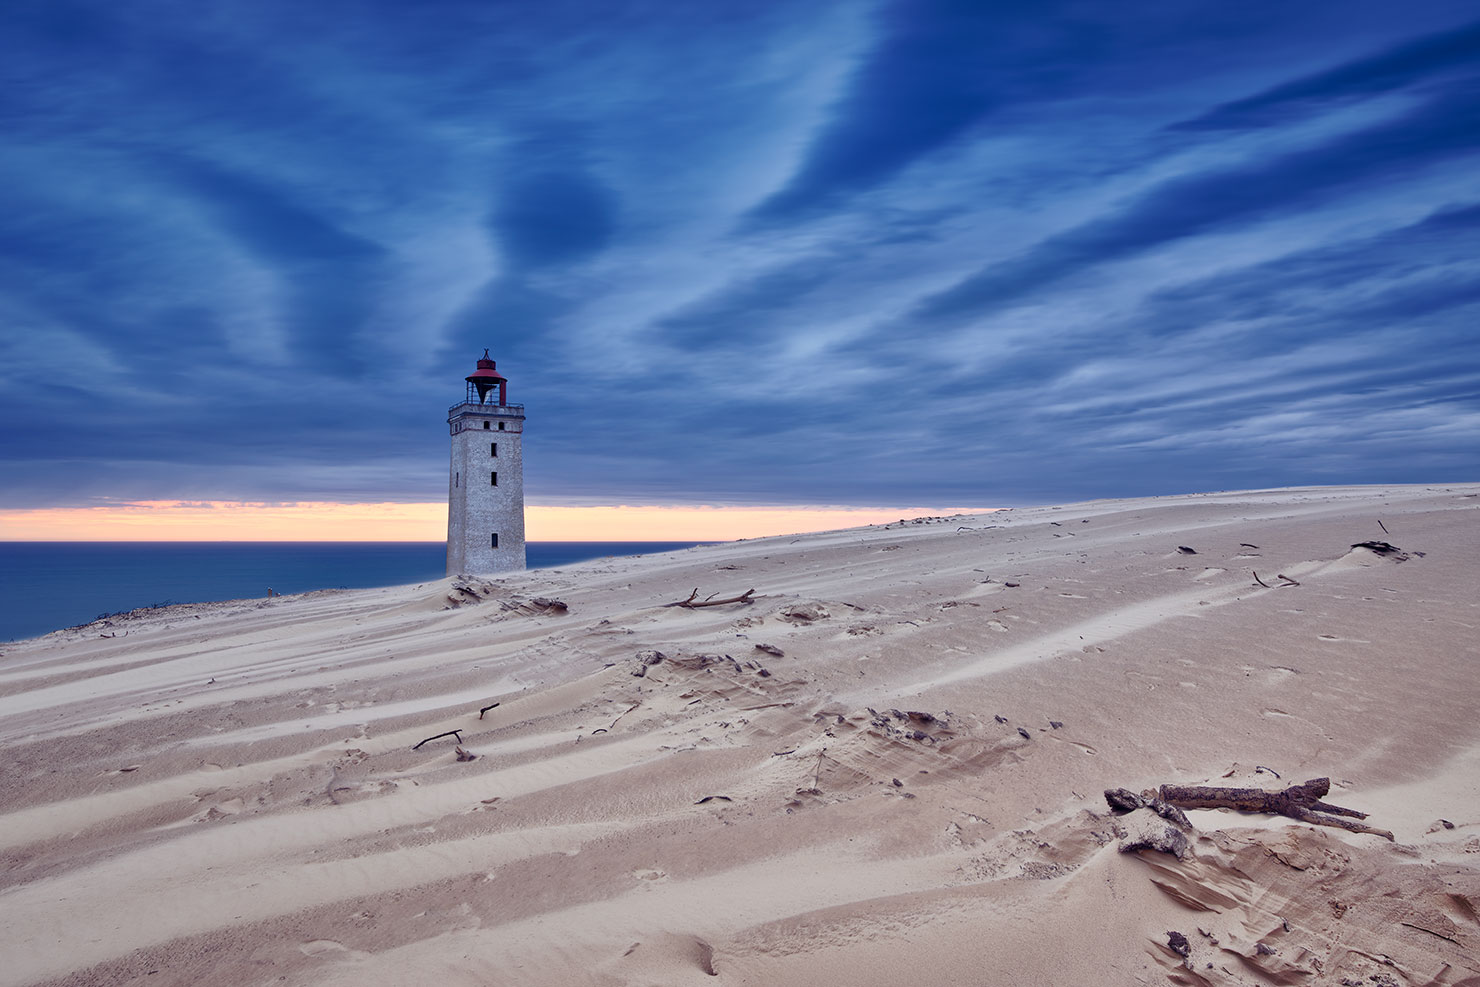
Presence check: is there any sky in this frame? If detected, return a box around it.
[1,0,1477,539]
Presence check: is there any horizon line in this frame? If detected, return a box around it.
[0,501,999,543]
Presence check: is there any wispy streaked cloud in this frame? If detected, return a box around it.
[1,0,1476,516]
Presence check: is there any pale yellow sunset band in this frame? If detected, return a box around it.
[0,501,994,542]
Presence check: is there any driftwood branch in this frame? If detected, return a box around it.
[1252,572,1271,588]
[412,729,463,750]
[1157,777,1393,840]
[479,702,500,719]
[664,588,756,608]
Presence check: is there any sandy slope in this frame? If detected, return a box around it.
[2,485,1478,986]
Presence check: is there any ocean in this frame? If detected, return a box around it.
[0,541,708,642]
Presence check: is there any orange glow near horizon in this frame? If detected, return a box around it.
[0,500,996,543]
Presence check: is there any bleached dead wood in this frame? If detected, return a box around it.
[663,588,756,608]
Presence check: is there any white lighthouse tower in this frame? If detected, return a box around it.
[446,350,526,575]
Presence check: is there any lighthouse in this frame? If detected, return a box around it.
[446,350,526,575]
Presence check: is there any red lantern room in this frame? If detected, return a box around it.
[465,349,508,405]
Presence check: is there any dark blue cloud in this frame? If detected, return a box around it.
[746,0,1014,224]
[492,169,618,271]
[911,80,1480,324]
[430,163,619,367]
[1171,19,1480,131]
[654,260,841,348]
[1145,202,1480,322]
[741,1,1473,226]
[159,155,383,265]
[157,155,388,373]
[1,0,1477,512]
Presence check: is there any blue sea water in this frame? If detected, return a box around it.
[0,541,708,642]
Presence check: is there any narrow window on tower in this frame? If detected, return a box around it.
[455,471,459,487]
[490,442,497,457]
[483,421,490,430]
[490,471,498,486]
[498,421,506,430]
[491,533,499,548]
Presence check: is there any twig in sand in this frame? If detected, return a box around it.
[412,729,463,750]
[326,769,354,804]
[694,795,733,804]
[1400,922,1460,946]
[1277,574,1300,586]
[663,588,756,608]
[813,748,827,789]
[1378,520,1390,535]
[478,702,500,719]
[1255,765,1282,779]
[608,703,641,730]
[1252,572,1271,588]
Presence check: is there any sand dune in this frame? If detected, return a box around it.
[2,485,1478,985]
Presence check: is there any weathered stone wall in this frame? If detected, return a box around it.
[446,406,525,575]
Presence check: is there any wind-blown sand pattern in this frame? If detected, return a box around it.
[3,485,1479,986]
